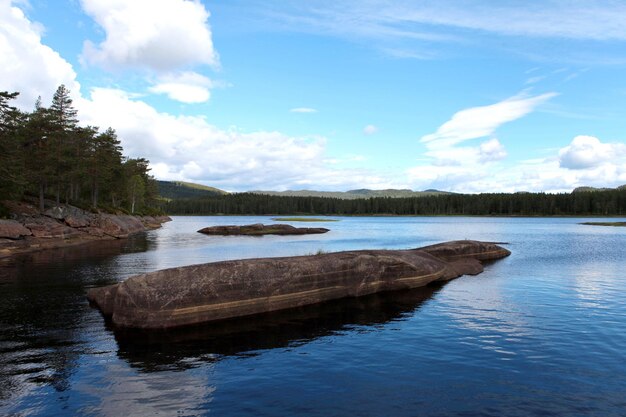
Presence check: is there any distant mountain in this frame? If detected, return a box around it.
[249,188,454,200]
[157,181,228,200]
[572,185,625,193]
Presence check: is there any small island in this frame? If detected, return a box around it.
[580,222,626,227]
[272,217,339,222]
[198,223,330,236]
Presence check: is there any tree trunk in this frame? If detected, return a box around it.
[92,182,98,208]
[39,182,45,212]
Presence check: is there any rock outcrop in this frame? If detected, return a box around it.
[87,240,510,330]
[0,200,171,259]
[0,219,33,239]
[198,223,330,236]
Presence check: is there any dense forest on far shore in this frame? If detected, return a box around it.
[0,87,160,216]
[161,188,626,216]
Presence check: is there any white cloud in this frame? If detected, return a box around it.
[363,124,378,135]
[149,72,213,103]
[421,92,557,148]
[80,0,219,72]
[479,138,507,162]
[77,88,398,191]
[559,135,626,170]
[408,92,562,192]
[407,135,626,193]
[0,0,79,109]
[290,107,317,113]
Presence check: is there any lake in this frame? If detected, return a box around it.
[1,216,626,416]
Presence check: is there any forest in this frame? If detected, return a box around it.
[162,188,626,216]
[0,86,159,215]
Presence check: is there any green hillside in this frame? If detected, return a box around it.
[249,188,453,199]
[157,181,228,200]
[572,185,625,193]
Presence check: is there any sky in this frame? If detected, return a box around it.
[2,0,626,193]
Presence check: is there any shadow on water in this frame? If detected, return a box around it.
[113,284,444,372]
[0,234,154,405]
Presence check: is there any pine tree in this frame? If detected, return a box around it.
[23,98,56,211]
[49,84,79,204]
[0,91,25,199]
[87,127,123,208]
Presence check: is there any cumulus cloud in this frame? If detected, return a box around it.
[407,135,626,193]
[149,72,213,103]
[0,0,79,108]
[77,88,397,191]
[290,107,317,113]
[80,0,219,72]
[363,124,378,135]
[479,138,507,162]
[559,135,626,170]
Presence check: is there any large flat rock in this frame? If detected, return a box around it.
[87,240,510,330]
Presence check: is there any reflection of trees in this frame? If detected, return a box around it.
[0,233,153,410]
[114,284,445,372]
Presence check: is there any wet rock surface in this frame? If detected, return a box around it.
[87,240,510,330]
[198,223,330,236]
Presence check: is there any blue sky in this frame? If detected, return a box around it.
[2,0,626,192]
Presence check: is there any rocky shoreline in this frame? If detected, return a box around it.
[0,200,171,259]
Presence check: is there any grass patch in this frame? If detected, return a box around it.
[580,222,626,227]
[272,217,339,222]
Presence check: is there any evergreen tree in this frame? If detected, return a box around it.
[23,97,56,211]
[0,91,25,199]
[87,127,123,208]
[49,84,79,203]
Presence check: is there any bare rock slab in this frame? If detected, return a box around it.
[87,240,510,330]
[198,223,329,236]
[0,219,33,239]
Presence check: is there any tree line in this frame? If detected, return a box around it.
[162,189,626,216]
[0,86,159,214]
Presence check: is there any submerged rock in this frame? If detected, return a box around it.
[198,223,329,236]
[87,240,510,330]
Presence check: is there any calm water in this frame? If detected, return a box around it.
[1,216,626,416]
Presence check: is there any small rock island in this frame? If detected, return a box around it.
[87,240,510,330]
[198,223,330,236]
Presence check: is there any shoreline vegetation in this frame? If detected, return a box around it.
[161,187,626,217]
[1,86,168,259]
[1,87,162,218]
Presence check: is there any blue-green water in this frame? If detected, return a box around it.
[1,216,626,416]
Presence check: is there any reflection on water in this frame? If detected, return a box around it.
[1,216,626,416]
[114,285,442,372]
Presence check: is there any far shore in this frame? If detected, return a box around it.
[167,213,626,218]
